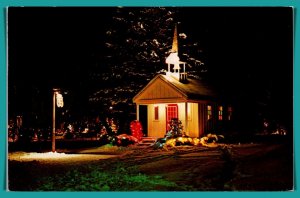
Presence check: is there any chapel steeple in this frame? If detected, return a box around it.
[171,24,178,53]
[165,24,187,83]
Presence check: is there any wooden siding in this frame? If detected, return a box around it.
[147,102,203,138]
[147,104,166,138]
[133,75,219,138]
[134,76,186,104]
[198,103,206,137]
[177,103,186,133]
[186,103,199,137]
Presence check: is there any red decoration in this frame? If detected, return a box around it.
[130,120,143,141]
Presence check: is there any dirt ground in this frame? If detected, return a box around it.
[7,142,294,191]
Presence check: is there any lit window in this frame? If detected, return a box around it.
[228,106,233,120]
[154,106,159,120]
[218,106,223,120]
[207,105,212,120]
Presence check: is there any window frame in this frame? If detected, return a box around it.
[207,105,212,120]
[218,106,223,120]
[154,105,159,121]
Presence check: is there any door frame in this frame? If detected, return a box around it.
[166,104,178,131]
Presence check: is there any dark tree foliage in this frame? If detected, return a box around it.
[89,7,207,111]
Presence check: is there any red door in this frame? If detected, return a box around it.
[166,104,178,131]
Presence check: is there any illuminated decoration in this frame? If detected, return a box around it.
[116,134,139,146]
[56,93,64,107]
[130,120,143,141]
[218,106,223,120]
[155,133,225,149]
[98,118,141,147]
[106,118,118,134]
[166,118,183,138]
[16,115,22,128]
[207,105,212,120]
[199,133,224,147]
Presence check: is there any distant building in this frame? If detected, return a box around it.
[133,25,233,138]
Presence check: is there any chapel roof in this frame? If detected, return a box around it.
[158,74,217,100]
[133,74,218,103]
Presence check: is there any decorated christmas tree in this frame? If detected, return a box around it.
[166,118,184,138]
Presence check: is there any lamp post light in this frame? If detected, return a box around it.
[52,88,64,153]
[52,89,58,153]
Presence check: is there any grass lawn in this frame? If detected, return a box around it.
[8,141,293,191]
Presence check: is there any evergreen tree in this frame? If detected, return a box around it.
[89,7,207,112]
[101,7,207,80]
[166,118,184,138]
[103,7,176,75]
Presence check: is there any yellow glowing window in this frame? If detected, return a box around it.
[154,106,159,120]
[218,106,223,120]
[228,106,232,120]
[207,105,212,120]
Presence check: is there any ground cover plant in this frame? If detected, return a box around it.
[35,162,192,191]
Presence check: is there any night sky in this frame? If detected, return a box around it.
[8,7,293,130]
[8,7,114,86]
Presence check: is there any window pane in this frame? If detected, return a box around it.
[154,106,159,120]
[207,105,212,120]
[218,106,223,120]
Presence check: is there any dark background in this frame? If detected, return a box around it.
[8,7,293,133]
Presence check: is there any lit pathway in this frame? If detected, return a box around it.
[8,151,118,164]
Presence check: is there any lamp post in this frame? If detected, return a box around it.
[52,89,59,152]
[52,88,64,152]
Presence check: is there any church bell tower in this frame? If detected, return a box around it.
[165,24,188,83]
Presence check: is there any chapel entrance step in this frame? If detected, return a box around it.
[137,137,157,147]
